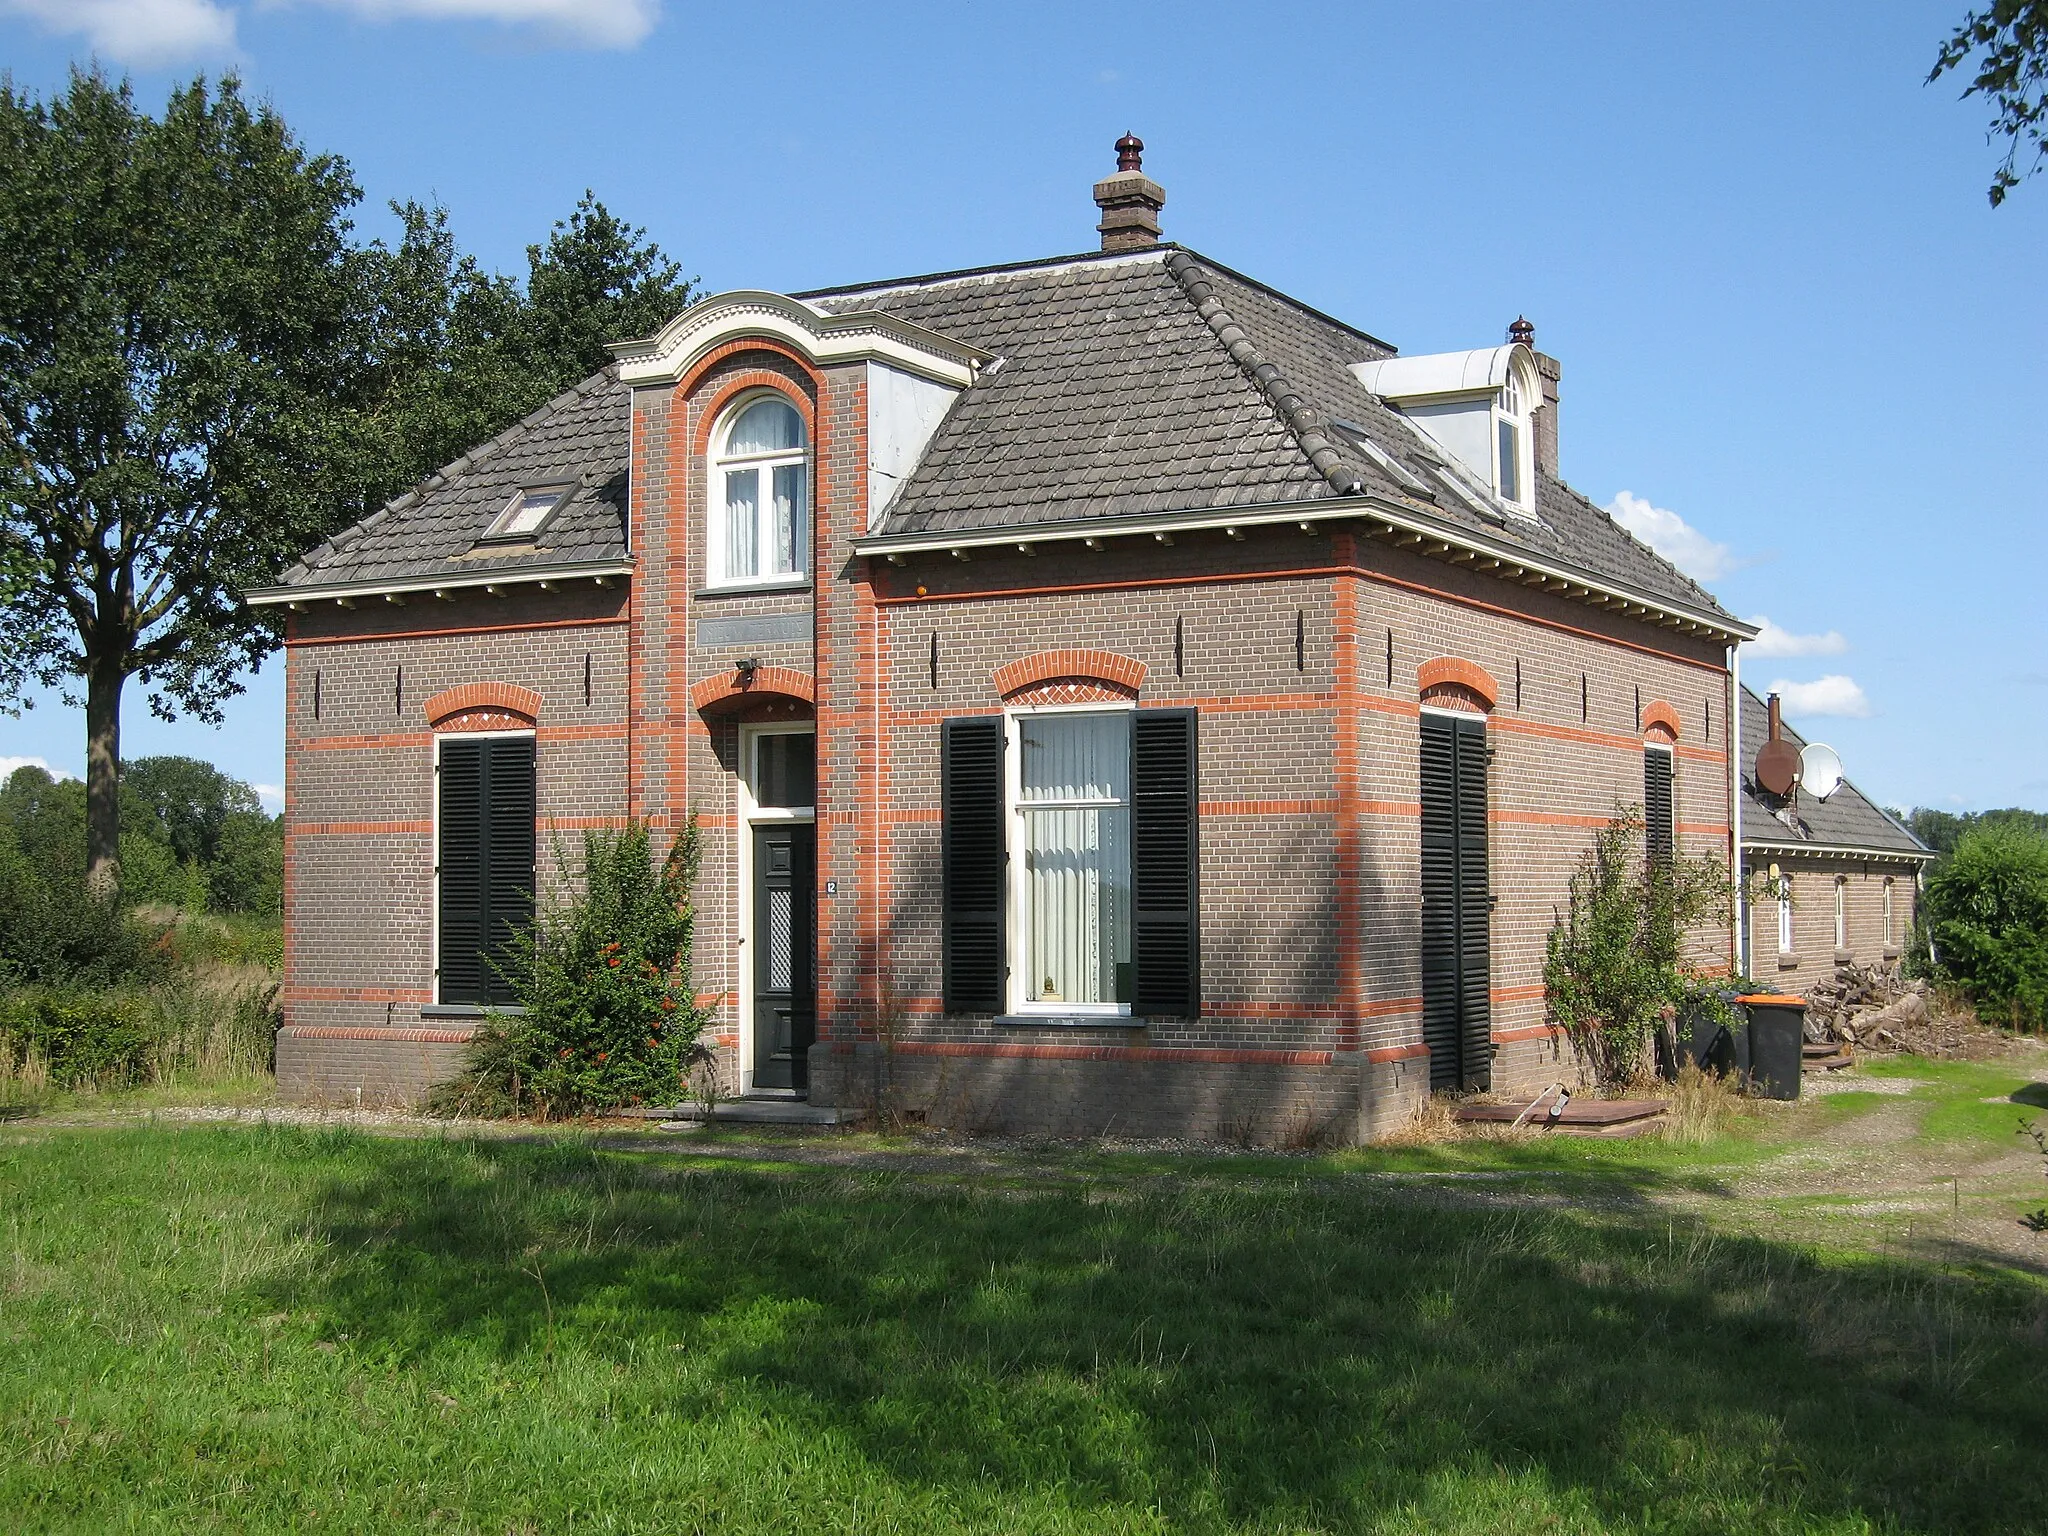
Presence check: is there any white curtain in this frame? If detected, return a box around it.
[772,463,805,576]
[1020,714,1130,1005]
[724,468,758,580]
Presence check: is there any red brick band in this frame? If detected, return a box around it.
[278,1025,476,1044]
[994,648,1148,698]
[882,1041,1336,1066]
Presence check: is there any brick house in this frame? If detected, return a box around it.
[249,140,1760,1139]
[1737,686,1932,991]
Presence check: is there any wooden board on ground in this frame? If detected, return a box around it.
[1454,1098,1669,1127]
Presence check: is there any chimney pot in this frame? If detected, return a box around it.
[1093,134,1165,252]
[1508,315,1535,347]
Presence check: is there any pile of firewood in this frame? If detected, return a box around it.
[1801,962,1966,1054]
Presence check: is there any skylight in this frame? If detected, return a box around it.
[484,486,569,541]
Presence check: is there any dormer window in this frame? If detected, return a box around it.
[1493,355,1535,509]
[713,394,809,587]
[483,485,569,542]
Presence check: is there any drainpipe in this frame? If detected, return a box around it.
[1729,641,1744,975]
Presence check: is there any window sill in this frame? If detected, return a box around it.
[696,579,811,599]
[1776,953,1800,971]
[422,1004,526,1018]
[997,1012,1138,1029]
[1883,946,1902,961]
[1833,948,1853,965]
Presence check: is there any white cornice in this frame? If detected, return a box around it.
[609,290,989,390]
[852,495,1758,644]
[245,558,634,609]
[1739,836,1933,865]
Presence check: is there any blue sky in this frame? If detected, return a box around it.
[2,1,2042,815]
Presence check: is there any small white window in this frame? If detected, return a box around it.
[1739,864,1752,973]
[1884,878,1896,948]
[1835,877,1849,951]
[713,395,809,586]
[484,485,569,541]
[1778,875,1795,954]
[1010,709,1133,1013]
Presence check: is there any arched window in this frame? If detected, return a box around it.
[1495,352,1537,508]
[1883,878,1896,949]
[713,394,808,586]
[1778,875,1795,955]
[1834,876,1849,951]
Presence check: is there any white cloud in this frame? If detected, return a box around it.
[254,782,284,812]
[1745,615,1849,659]
[1767,674,1872,719]
[295,0,659,47]
[1605,490,1736,582]
[0,755,78,781]
[0,0,238,66]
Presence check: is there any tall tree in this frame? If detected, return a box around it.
[0,71,376,897]
[1932,1,2048,205]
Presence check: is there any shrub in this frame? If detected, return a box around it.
[1543,804,1734,1089]
[1925,824,2048,1030]
[429,823,713,1118]
[0,987,159,1089]
[0,826,174,987]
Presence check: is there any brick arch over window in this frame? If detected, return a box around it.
[1641,700,1681,742]
[424,682,540,732]
[1417,657,1498,714]
[689,665,817,715]
[994,649,1147,705]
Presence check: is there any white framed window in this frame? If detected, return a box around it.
[741,723,816,820]
[482,484,571,542]
[1884,878,1896,948]
[711,394,809,587]
[1834,877,1849,951]
[1493,353,1536,509]
[1007,705,1134,1014]
[1778,875,1795,954]
[1739,864,1752,974]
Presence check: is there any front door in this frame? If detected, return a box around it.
[751,823,816,1092]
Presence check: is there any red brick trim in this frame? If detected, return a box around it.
[887,1041,1335,1066]
[1417,656,1499,711]
[1492,1023,1565,1044]
[688,665,817,713]
[994,648,1148,699]
[422,682,540,728]
[1642,699,1681,742]
[1366,1042,1430,1063]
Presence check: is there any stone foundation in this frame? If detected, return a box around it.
[275,1025,474,1108]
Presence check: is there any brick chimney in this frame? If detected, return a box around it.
[1093,133,1165,252]
[1509,317,1563,478]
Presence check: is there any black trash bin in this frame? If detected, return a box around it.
[1737,994,1806,1101]
[1687,990,1749,1078]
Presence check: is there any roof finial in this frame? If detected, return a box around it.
[1115,132,1144,172]
[1508,315,1535,348]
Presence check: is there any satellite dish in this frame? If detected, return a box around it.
[1800,743,1844,801]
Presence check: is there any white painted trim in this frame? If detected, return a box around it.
[735,722,817,1094]
[852,495,1758,643]
[247,559,634,609]
[610,289,988,390]
[1003,701,1138,1018]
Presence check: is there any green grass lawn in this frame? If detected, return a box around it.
[3,1090,2045,1534]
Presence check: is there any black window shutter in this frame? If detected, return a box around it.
[1133,708,1200,1018]
[942,717,1006,1014]
[1644,748,1675,870]
[482,737,537,1006]
[437,740,486,1005]
[1452,717,1492,1092]
[437,737,535,1006]
[1420,712,1491,1092]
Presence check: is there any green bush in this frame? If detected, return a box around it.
[1543,804,1734,1088]
[429,823,714,1118]
[0,826,174,987]
[1926,824,2048,1030]
[0,987,160,1089]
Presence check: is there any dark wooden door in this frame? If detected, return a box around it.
[751,823,816,1092]
[1420,711,1491,1093]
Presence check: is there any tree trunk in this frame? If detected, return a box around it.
[85,657,123,902]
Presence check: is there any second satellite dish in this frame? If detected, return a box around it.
[1800,743,1843,801]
